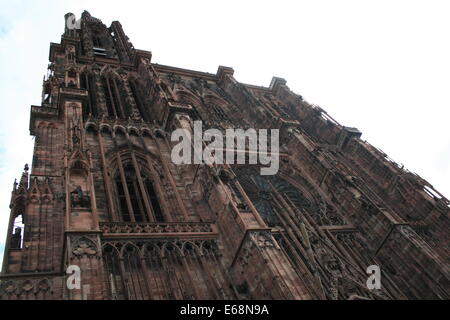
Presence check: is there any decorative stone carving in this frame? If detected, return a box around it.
[72,236,99,257]
[70,186,91,209]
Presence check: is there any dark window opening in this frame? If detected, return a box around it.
[125,167,145,223]
[68,69,77,79]
[117,80,131,119]
[129,80,148,121]
[80,73,98,119]
[115,164,165,223]
[115,177,130,222]
[43,82,52,104]
[102,76,115,118]
[80,74,91,119]
[10,214,24,249]
[145,178,164,222]
[88,74,98,117]
[93,35,103,49]
[109,78,124,118]
[80,73,87,90]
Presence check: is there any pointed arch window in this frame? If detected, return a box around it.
[93,35,103,48]
[129,80,148,121]
[109,78,123,117]
[124,165,146,223]
[116,80,132,119]
[80,72,99,119]
[144,176,164,222]
[102,75,131,119]
[10,214,24,249]
[102,76,116,118]
[114,161,165,223]
[115,176,131,222]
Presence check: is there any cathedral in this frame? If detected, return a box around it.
[0,11,448,300]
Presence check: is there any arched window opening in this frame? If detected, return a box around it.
[129,80,148,121]
[145,177,164,222]
[115,165,145,223]
[43,82,52,104]
[68,69,77,79]
[116,81,132,119]
[80,73,87,89]
[10,214,24,249]
[80,72,98,119]
[85,125,97,146]
[124,166,146,223]
[93,35,103,48]
[115,176,130,222]
[234,168,314,228]
[88,74,99,117]
[102,76,130,119]
[114,129,127,146]
[109,78,123,118]
[102,76,116,118]
[114,161,165,223]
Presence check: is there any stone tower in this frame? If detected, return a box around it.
[0,11,449,300]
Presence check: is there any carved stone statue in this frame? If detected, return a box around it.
[72,125,81,145]
[70,186,90,208]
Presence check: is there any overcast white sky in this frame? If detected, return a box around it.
[0,0,449,268]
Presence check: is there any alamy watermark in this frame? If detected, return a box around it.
[171,121,280,175]
[366,265,381,290]
[66,265,81,290]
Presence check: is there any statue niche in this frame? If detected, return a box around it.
[70,185,91,209]
[68,160,91,210]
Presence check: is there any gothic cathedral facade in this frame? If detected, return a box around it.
[0,11,449,300]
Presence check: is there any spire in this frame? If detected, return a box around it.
[19,164,29,189]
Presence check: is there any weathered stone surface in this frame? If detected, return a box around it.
[1,11,448,300]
